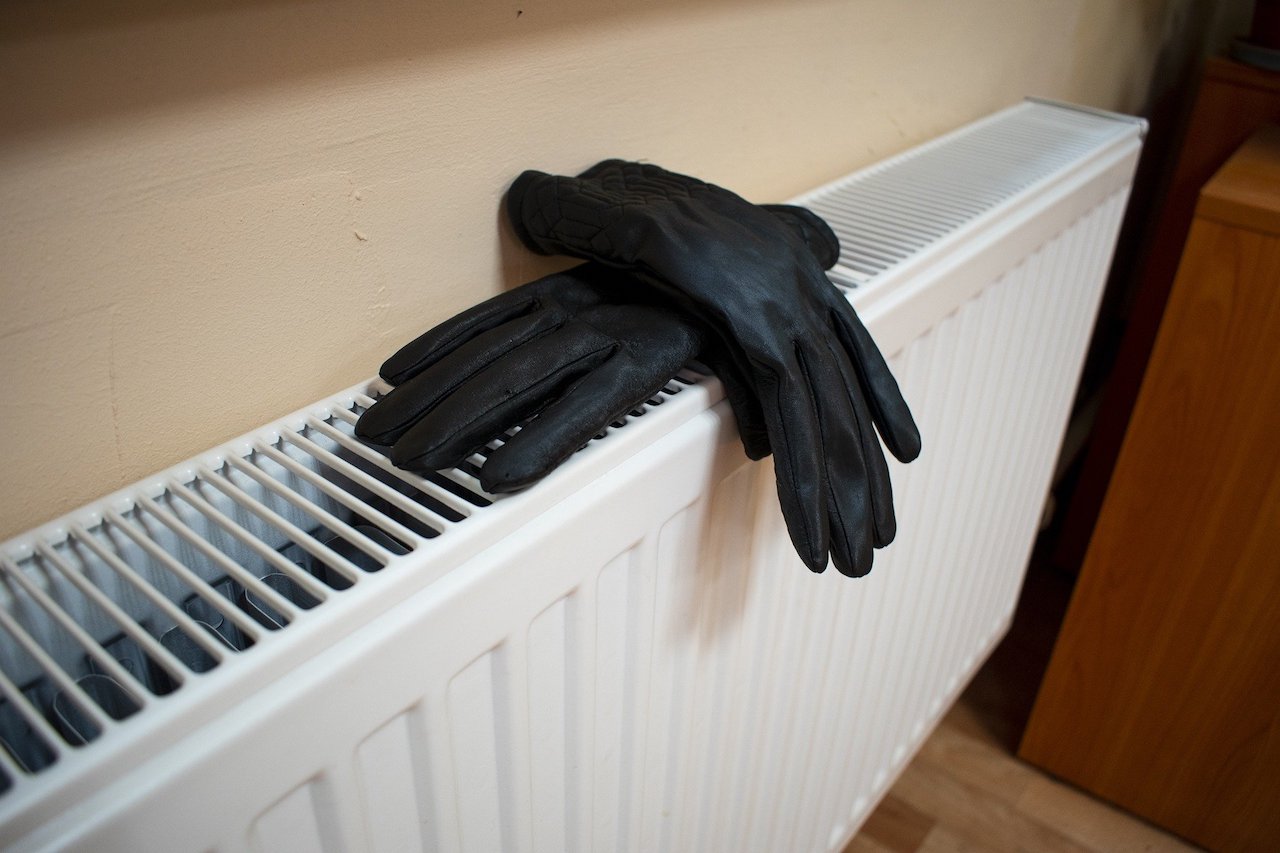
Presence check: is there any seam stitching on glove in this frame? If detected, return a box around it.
[411,343,616,460]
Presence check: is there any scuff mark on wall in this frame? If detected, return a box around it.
[0,302,116,342]
[367,282,395,341]
[107,304,124,470]
[888,114,906,140]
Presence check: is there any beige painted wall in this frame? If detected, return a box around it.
[0,0,1241,539]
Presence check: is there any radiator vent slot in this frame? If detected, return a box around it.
[0,377,692,788]
[803,102,1140,288]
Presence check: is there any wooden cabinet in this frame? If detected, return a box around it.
[1056,58,1280,571]
[1020,128,1280,852]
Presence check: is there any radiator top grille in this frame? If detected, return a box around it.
[800,101,1140,289]
[0,99,1141,800]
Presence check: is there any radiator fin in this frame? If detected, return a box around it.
[250,780,329,853]
[593,549,641,853]
[447,648,512,853]
[527,594,573,853]
[355,709,434,853]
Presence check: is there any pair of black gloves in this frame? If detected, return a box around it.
[355,160,920,576]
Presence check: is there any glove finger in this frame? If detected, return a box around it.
[830,301,922,463]
[387,326,616,472]
[796,343,876,577]
[379,291,549,385]
[755,351,831,573]
[695,345,771,460]
[358,308,568,445]
[759,204,841,270]
[819,335,898,552]
[479,355,683,493]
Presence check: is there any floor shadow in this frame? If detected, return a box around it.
[957,542,1077,752]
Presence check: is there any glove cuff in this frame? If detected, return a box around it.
[505,170,555,255]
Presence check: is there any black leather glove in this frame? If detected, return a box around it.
[506,160,921,576]
[356,205,837,494]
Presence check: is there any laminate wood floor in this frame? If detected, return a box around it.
[844,560,1202,853]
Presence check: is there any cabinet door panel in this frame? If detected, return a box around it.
[1020,198,1280,852]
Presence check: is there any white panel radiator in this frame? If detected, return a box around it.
[0,100,1142,853]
